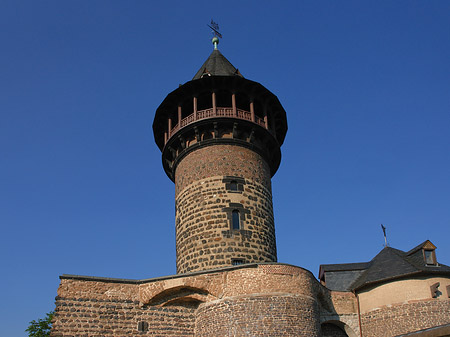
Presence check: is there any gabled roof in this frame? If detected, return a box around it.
[192,49,243,80]
[319,241,450,292]
[350,247,420,290]
[406,240,436,255]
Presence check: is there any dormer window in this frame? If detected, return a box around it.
[200,70,212,78]
[424,249,436,265]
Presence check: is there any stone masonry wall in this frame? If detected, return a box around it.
[51,264,324,337]
[51,279,196,336]
[360,299,450,336]
[175,144,272,195]
[195,294,320,336]
[319,290,360,337]
[174,144,276,273]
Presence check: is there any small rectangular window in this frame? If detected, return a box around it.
[424,250,435,265]
[138,321,148,332]
[232,259,245,266]
[223,177,245,193]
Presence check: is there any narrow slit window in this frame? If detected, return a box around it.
[232,210,240,230]
[138,321,149,332]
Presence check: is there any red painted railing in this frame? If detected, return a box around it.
[170,107,267,136]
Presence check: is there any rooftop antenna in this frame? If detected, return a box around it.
[207,19,222,50]
[381,224,389,247]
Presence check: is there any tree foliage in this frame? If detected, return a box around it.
[26,311,54,337]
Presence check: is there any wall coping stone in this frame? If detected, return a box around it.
[60,262,317,285]
[395,323,450,337]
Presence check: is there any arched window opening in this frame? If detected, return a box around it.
[321,322,352,337]
[232,210,240,230]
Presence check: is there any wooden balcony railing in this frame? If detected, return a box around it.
[170,107,267,136]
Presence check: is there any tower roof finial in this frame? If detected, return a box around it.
[207,19,222,50]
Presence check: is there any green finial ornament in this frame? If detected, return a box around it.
[207,20,222,50]
[212,36,219,50]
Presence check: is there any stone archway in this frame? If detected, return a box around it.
[321,322,349,337]
[321,319,361,337]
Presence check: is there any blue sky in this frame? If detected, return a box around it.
[1,1,449,336]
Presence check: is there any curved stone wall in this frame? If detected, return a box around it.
[357,276,450,335]
[195,294,320,337]
[174,145,276,273]
[52,265,325,337]
[358,276,450,313]
[175,144,272,195]
[360,298,450,336]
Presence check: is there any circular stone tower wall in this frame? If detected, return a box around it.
[194,264,322,336]
[175,144,276,273]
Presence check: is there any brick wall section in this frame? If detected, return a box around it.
[174,144,276,273]
[51,264,325,336]
[138,264,319,305]
[51,297,196,336]
[195,294,320,336]
[223,264,318,298]
[175,144,272,195]
[329,291,358,314]
[318,290,360,336]
[51,280,196,336]
[360,299,450,336]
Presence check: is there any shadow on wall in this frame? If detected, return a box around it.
[317,286,359,337]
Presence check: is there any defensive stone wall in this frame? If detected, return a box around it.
[360,298,450,336]
[357,276,450,313]
[195,294,320,336]
[51,264,325,337]
[51,279,196,336]
[174,144,276,273]
[357,276,450,336]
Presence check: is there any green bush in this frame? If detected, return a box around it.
[26,311,54,337]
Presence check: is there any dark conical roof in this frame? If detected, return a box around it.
[192,49,243,80]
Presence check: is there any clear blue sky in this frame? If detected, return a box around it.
[1,1,449,336]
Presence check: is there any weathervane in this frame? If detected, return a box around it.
[207,19,222,49]
[381,224,389,247]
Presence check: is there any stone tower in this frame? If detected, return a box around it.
[52,37,450,337]
[153,40,288,273]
